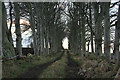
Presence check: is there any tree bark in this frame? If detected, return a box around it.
[103,2,111,60]
[28,3,38,56]
[81,5,86,56]
[81,16,86,56]
[89,3,94,53]
[2,3,16,58]
[116,4,120,68]
[113,4,120,71]
[8,2,14,47]
[93,3,103,55]
[14,2,22,57]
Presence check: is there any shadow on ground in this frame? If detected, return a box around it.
[18,52,64,79]
[65,51,84,78]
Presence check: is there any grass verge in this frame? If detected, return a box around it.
[71,53,117,78]
[2,52,62,78]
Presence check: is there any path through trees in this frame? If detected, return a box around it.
[1,1,120,79]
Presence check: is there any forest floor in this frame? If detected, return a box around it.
[2,51,119,79]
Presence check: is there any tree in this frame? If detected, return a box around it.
[2,3,16,59]
[89,3,94,53]
[103,2,111,60]
[27,3,38,56]
[93,3,103,55]
[114,3,120,70]
[14,2,22,57]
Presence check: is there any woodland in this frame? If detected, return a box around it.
[1,1,120,79]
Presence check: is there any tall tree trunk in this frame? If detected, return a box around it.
[114,25,119,60]
[14,2,22,57]
[35,5,41,55]
[44,24,49,54]
[81,20,86,56]
[93,3,103,55]
[114,4,120,70]
[81,10,86,56]
[2,3,15,58]
[116,4,120,66]
[0,2,2,58]
[28,3,38,56]
[40,22,44,54]
[103,3,110,60]
[89,3,94,53]
[8,2,14,47]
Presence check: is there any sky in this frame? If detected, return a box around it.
[62,37,69,49]
[7,19,33,47]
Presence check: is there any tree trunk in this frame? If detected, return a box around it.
[89,3,94,53]
[2,3,16,58]
[14,2,22,57]
[116,4,120,69]
[8,2,14,47]
[0,2,2,58]
[103,3,110,60]
[28,3,38,56]
[87,42,90,52]
[91,31,94,53]
[114,4,120,71]
[116,5,120,67]
[93,3,103,56]
[114,26,119,60]
[81,11,86,56]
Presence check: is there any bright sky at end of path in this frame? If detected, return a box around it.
[62,37,69,49]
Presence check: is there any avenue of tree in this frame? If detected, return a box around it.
[2,1,120,69]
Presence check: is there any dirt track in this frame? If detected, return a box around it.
[18,51,85,78]
[65,51,83,78]
[18,52,63,79]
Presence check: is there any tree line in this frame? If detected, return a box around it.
[2,1,120,69]
[64,2,120,69]
[2,2,65,59]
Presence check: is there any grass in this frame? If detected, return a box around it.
[71,52,117,78]
[71,53,85,66]
[39,53,67,78]
[2,52,62,78]
[2,51,118,78]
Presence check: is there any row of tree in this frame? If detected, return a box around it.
[2,2,65,59]
[2,2,120,69]
[65,2,120,67]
